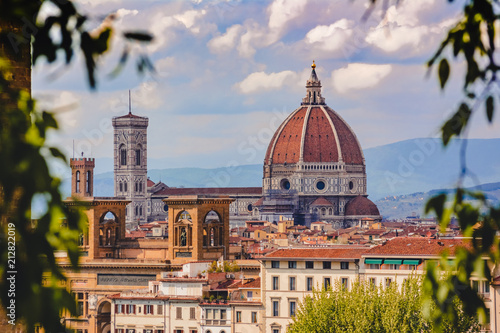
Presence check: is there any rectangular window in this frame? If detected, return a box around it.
[385,278,392,288]
[341,262,349,270]
[144,330,153,333]
[472,280,479,293]
[247,291,253,300]
[251,311,257,323]
[145,305,153,315]
[116,304,123,314]
[120,149,127,166]
[289,277,296,291]
[305,261,314,269]
[369,278,376,289]
[236,311,242,323]
[323,261,331,269]
[213,309,219,320]
[206,309,212,319]
[272,276,279,290]
[306,277,313,291]
[324,277,331,290]
[157,305,162,315]
[135,149,141,166]
[155,330,164,333]
[288,261,297,269]
[271,261,280,268]
[221,309,227,320]
[341,278,349,290]
[289,301,296,317]
[176,307,182,319]
[483,281,490,294]
[272,301,279,317]
[125,330,135,333]
[76,301,83,317]
[190,307,196,320]
[369,264,380,269]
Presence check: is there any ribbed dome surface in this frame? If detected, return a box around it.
[344,196,380,216]
[264,105,364,165]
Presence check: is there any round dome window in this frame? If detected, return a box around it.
[280,179,291,190]
[316,180,326,190]
[163,204,169,212]
[349,181,354,190]
[247,204,253,212]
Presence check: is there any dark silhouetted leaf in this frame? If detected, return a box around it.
[123,31,154,42]
[486,95,494,122]
[439,58,450,89]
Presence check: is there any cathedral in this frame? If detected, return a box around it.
[116,62,380,229]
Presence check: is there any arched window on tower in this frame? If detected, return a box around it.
[135,182,138,192]
[86,170,91,194]
[139,205,143,216]
[119,182,123,192]
[76,171,80,193]
[120,145,127,166]
[135,206,138,217]
[139,181,143,192]
[210,228,215,247]
[135,149,141,166]
[124,182,127,192]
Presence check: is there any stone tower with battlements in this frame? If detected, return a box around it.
[70,157,95,198]
[112,98,148,229]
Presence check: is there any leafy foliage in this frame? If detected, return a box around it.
[207,260,240,273]
[289,278,480,333]
[0,1,153,331]
[365,0,500,329]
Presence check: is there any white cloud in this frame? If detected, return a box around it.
[332,63,392,94]
[305,19,355,54]
[235,70,298,94]
[365,0,452,56]
[268,0,308,30]
[207,24,243,54]
[174,9,207,31]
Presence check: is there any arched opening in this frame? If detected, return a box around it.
[177,210,192,222]
[124,181,127,192]
[203,228,208,247]
[119,144,127,166]
[119,182,123,192]
[75,171,80,193]
[106,228,111,245]
[135,145,141,166]
[204,210,221,223]
[97,300,111,333]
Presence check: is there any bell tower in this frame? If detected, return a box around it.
[112,92,148,228]
[70,156,95,198]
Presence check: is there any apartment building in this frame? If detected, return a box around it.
[261,246,367,332]
[260,238,495,333]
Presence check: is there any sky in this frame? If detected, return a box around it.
[32,0,500,174]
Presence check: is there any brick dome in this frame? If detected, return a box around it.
[264,63,364,166]
[344,196,380,216]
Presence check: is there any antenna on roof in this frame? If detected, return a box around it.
[128,90,132,115]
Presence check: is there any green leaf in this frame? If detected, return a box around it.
[438,58,450,89]
[486,95,494,122]
[425,193,447,221]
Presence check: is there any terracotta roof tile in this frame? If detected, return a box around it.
[364,237,471,257]
[264,247,366,260]
[310,197,333,206]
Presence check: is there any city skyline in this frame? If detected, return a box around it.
[33,0,500,171]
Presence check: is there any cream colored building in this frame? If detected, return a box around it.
[260,238,494,333]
